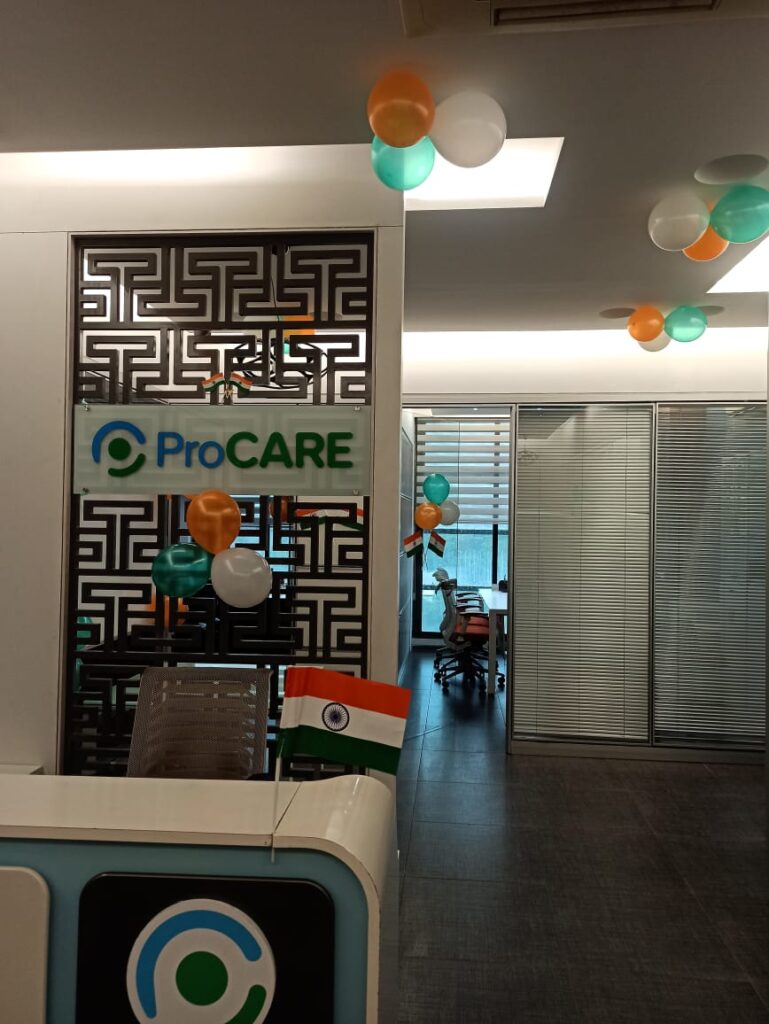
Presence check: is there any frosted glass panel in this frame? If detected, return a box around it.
[513,405,652,742]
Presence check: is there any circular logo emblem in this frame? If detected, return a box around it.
[321,702,350,732]
[126,898,276,1024]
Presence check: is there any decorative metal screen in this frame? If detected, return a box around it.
[65,233,374,775]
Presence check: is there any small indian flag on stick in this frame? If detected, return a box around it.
[428,530,446,557]
[402,530,423,557]
[278,667,411,774]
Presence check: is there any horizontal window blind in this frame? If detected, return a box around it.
[513,405,652,742]
[654,404,766,748]
[415,416,510,525]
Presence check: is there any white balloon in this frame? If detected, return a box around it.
[440,499,461,526]
[430,91,507,168]
[637,336,670,353]
[211,548,272,608]
[648,193,709,251]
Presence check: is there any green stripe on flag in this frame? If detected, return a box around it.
[280,725,402,774]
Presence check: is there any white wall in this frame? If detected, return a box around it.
[0,233,69,771]
[403,328,767,402]
[0,145,404,772]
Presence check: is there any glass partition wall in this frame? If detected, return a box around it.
[407,401,766,755]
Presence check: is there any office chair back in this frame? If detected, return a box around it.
[127,667,271,780]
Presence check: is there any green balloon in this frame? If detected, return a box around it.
[664,306,707,343]
[152,543,212,598]
[423,473,450,504]
[371,135,435,191]
[710,185,769,243]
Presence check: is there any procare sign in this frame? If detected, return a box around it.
[73,404,371,495]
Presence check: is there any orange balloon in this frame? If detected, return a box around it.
[268,496,290,520]
[683,225,729,262]
[187,490,241,554]
[627,306,664,343]
[415,501,442,531]
[367,70,435,148]
[145,595,187,629]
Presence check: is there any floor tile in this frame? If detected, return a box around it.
[663,836,769,897]
[399,955,769,1024]
[401,874,742,979]
[633,787,766,840]
[397,743,422,782]
[413,778,647,831]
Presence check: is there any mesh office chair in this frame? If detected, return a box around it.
[127,667,271,780]
[432,579,489,694]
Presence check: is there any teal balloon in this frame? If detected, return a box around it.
[371,135,435,191]
[664,306,707,343]
[76,614,92,651]
[710,185,769,243]
[152,543,212,598]
[423,473,450,504]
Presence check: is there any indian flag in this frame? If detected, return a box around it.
[279,666,411,774]
[428,530,446,556]
[201,372,225,392]
[403,530,423,557]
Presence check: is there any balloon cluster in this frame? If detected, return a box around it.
[367,71,506,192]
[649,180,769,259]
[414,474,460,533]
[151,491,273,609]
[627,304,708,350]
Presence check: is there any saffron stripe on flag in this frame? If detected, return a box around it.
[281,695,407,748]
[285,667,411,718]
[280,725,402,775]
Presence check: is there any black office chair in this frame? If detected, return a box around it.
[432,579,489,695]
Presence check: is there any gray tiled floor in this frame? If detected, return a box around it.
[396,652,768,1023]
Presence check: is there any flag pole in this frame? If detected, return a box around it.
[271,749,282,865]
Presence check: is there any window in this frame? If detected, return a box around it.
[413,412,511,636]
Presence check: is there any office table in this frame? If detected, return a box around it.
[479,587,508,696]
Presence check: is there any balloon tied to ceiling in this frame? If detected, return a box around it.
[367,70,507,191]
[627,304,708,350]
[402,474,460,559]
[635,157,769,351]
[151,490,273,612]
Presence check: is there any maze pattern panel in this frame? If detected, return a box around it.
[66,234,373,775]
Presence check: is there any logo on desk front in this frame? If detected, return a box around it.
[126,898,276,1024]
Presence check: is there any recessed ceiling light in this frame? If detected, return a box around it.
[405,137,563,212]
[599,307,635,319]
[694,154,768,185]
[708,236,769,293]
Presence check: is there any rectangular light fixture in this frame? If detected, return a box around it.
[404,137,563,212]
[709,235,769,293]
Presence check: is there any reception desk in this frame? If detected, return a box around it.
[0,773,396,1024]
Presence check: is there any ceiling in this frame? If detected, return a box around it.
[1,1,769,331]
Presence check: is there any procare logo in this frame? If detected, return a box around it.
[88,419,355,477]
[92,420,147,478]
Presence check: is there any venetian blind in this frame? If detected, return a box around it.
[415,416,510,526]
[513,405,652,742]
[654,404,766,748]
